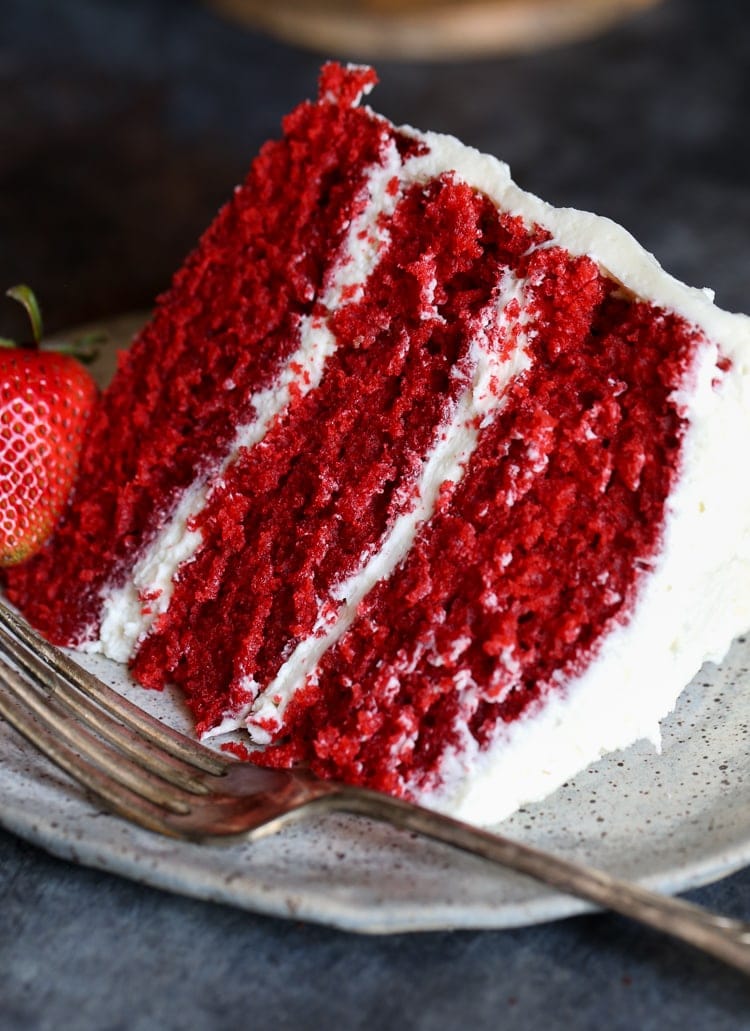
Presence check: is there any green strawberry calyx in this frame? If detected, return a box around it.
[0,285,104,363]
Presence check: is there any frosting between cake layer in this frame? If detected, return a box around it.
[91,138,407,662]
[239,269,533,743]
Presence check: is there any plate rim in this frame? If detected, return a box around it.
[2,777,750,935]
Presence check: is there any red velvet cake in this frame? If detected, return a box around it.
[6,64,750,823]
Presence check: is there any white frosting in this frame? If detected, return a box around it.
[241,270,532,743]
[84,109,750,825]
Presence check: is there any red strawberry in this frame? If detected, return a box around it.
[0,286,98,566]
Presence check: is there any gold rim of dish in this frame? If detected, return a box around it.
[209,0,662,60]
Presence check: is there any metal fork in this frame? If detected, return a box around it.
[0,602,748,976]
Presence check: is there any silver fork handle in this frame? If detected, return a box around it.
[325,787,750,976]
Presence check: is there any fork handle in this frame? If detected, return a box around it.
[328,788,750,976]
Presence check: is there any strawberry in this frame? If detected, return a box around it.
[0,286,98,566]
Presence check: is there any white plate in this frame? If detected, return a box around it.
[0,317,748,932]
[1,642,749,933]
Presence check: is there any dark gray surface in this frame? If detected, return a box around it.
[1,0,749,1026]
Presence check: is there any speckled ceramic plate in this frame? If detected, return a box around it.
[1,641,749,932]
[0,316,748,932]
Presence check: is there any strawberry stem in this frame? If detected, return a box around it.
[6,284,43,345]
[2,285,105,362]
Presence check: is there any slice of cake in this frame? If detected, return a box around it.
[6,63,750,824]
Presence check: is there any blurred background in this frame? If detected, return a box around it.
[1,0,749,344]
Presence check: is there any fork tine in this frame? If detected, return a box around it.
[0,602,227,775]
[0,663,184,838]
[0,654,195,814]
[0,621,216,795]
